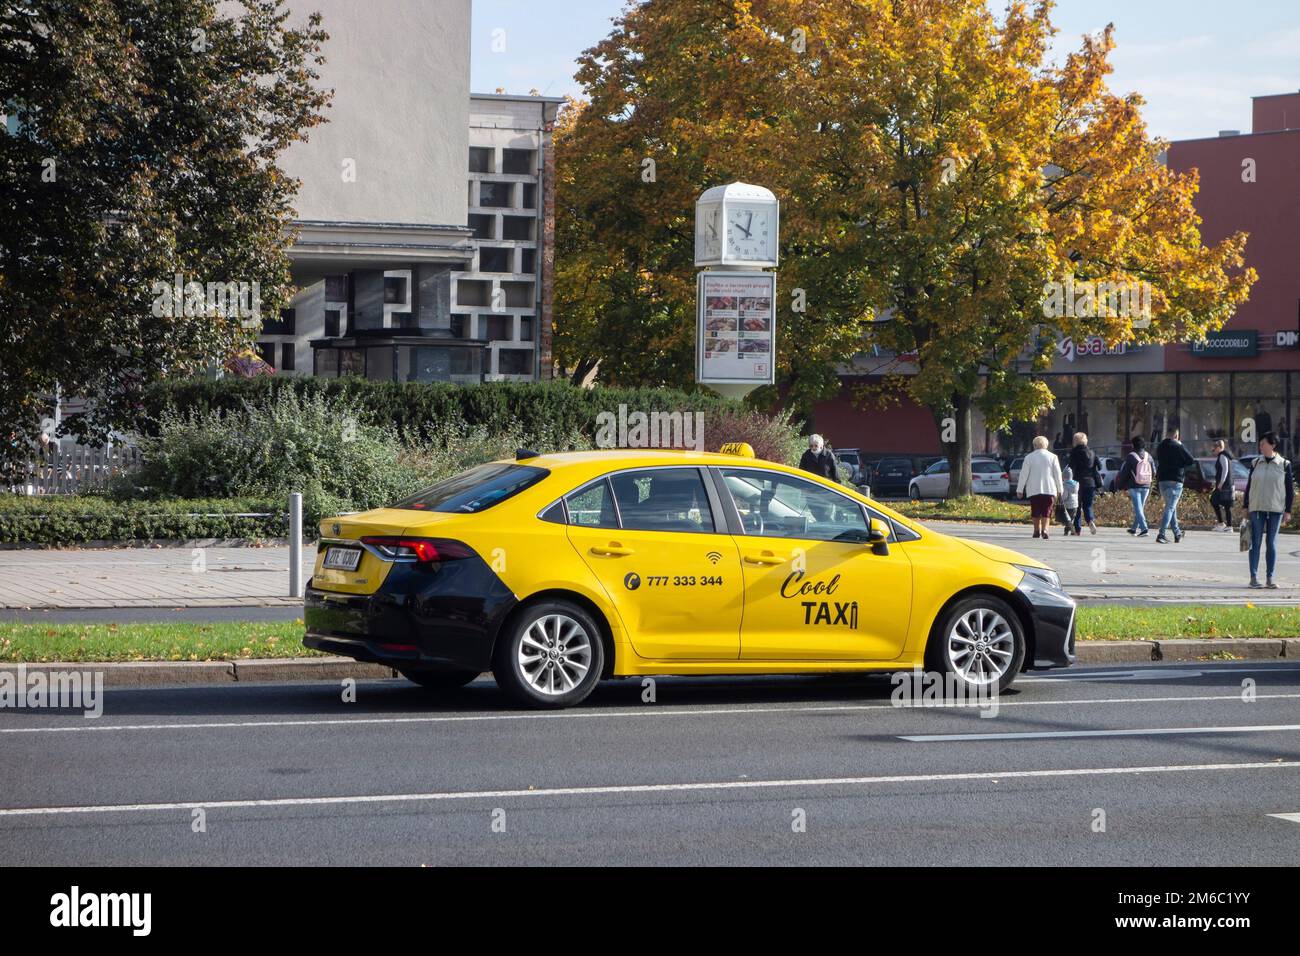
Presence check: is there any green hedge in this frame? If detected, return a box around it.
[0,495,287,546]
[139,377,742,447]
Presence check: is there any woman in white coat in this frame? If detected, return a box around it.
[1016,436,1066,540]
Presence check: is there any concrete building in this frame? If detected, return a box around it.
[252,0,559,383]
[811,91,1300,462]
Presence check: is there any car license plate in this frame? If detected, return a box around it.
[323,546,362,571]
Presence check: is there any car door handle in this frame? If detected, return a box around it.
[743,552,785,565]
[589,543,634,557]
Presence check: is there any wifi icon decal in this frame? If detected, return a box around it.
[706,551,722,564]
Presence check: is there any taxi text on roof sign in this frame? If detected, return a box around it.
[719,442,756,458]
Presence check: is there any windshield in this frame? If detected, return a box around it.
[973,461,1003,473]
[392,463,548,513]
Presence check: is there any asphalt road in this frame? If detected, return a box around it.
[2,662,1298,865]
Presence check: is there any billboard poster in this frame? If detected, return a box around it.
[697,271,776,384]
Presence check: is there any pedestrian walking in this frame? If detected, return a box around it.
[1066,432,1102,535]
[1015,435,1065,539]
[1243,432,1294,589]
[1154,428,1195,543]
[1059,463,1080,535]
[1114,436,1154,536]
[799,433,839,482]
[1210,439,1236,532]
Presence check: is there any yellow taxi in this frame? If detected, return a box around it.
[304,444,1075,708]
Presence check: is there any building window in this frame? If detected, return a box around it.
[450,314,468,339]
[256,341,275,367]
[339,349,365,377]
[521,183,537,209]
[503,280,533,308]
[469,146,493,173]
[384,276,407,304]
[502,148,535,175]
[520,248,537,274]
[391,311,415,330]
[262,308,295,335]
[1178,372,1230,457]
[456,279,491,307]
[479,182,512,208]
[280,343,296,372]
[1078,374,1126,456]
[1233,372,1287,456]
[519,316,534,341]
[468,214,495,240]
[498,348,533,376]
[485,314,512,341]
[325,275,348,301]
[478,247,512,273]
[502,216,533,241]
[1127,373,1177,448]
[324,309,341,337]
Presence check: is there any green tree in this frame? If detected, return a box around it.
[0,0,330,479]
[554,0,1254,493]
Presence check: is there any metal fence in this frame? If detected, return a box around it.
[9,445,142,495]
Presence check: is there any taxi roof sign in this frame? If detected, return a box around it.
[719,442,756,458]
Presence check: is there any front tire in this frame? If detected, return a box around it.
[926,594,1026,694]
[492,600,605,709]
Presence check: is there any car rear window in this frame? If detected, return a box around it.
[879,459,909,468]
[392,463,548,513]
[972,461,1003,473]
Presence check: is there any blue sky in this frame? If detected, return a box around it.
[470,0,1300,141]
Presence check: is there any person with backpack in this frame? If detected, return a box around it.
[1066,432,1103,535]
[1154,428,1196,543]
[1115,435,1154,536]
[1243,432,1294,589]
[1210,439,1235,532]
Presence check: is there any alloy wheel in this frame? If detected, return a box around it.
[946,607,1015,685]
[517,613,593,696]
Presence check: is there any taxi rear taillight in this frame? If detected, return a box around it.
[360,537,473,564]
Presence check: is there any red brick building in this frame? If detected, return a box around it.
[809,92,1300,462]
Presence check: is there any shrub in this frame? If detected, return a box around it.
[0,495,285,545]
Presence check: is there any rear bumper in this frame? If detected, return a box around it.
[1016,576,1077,669]
[303,554,517,673]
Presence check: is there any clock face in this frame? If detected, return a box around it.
[725,204,776,262]
[695,203,721,263]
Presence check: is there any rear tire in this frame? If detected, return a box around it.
[926,594,1026,694]
[400,669,480,691]
[492,600,605,709]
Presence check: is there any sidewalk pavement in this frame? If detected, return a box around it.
[0,521,1294,609]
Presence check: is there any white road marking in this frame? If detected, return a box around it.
[1268,812,1300,824]
[3,693,1299,735]
[902,723,1300,742]
[1,760,1296,818]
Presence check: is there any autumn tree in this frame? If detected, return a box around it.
[555,0,1254,493]
[0,0,330,479]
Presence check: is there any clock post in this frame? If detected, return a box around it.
[694,182,779,401]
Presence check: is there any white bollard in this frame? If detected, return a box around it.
[289,492,303,598]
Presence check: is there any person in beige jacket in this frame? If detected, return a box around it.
[1016,436,1065,540]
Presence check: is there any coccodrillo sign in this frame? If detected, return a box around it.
[1190,330,1258,357]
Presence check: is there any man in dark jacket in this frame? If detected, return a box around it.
[799,434,840,482]
[1154,429,1196,543]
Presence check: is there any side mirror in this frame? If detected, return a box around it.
[868,517,890,556]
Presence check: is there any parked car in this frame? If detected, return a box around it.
[871,456,917,497]
[833,447,868,488]
[1008,456,1025,488]
[1098,455,1124,492]
[1185,457,1250,495]
[909,457,1010,500]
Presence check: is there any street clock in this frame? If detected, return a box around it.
[694,182,779,268]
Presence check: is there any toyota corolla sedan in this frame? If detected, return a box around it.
[304,444,1075,708]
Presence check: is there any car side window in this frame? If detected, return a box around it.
[927,460,948,475]
[721,469,869,542]
[564,478,619,529]
[609,468,714,534]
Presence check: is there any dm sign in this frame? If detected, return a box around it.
[1190,330,1258,358]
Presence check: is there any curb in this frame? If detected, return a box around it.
[0,641,1295,688]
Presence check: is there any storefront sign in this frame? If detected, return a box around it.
[1276,330,1299,348]
[1190,330,1258,358]
[697,271,776,384]
[1058,335,1141,363]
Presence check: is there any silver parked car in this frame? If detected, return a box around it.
[909,457,1010,500]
